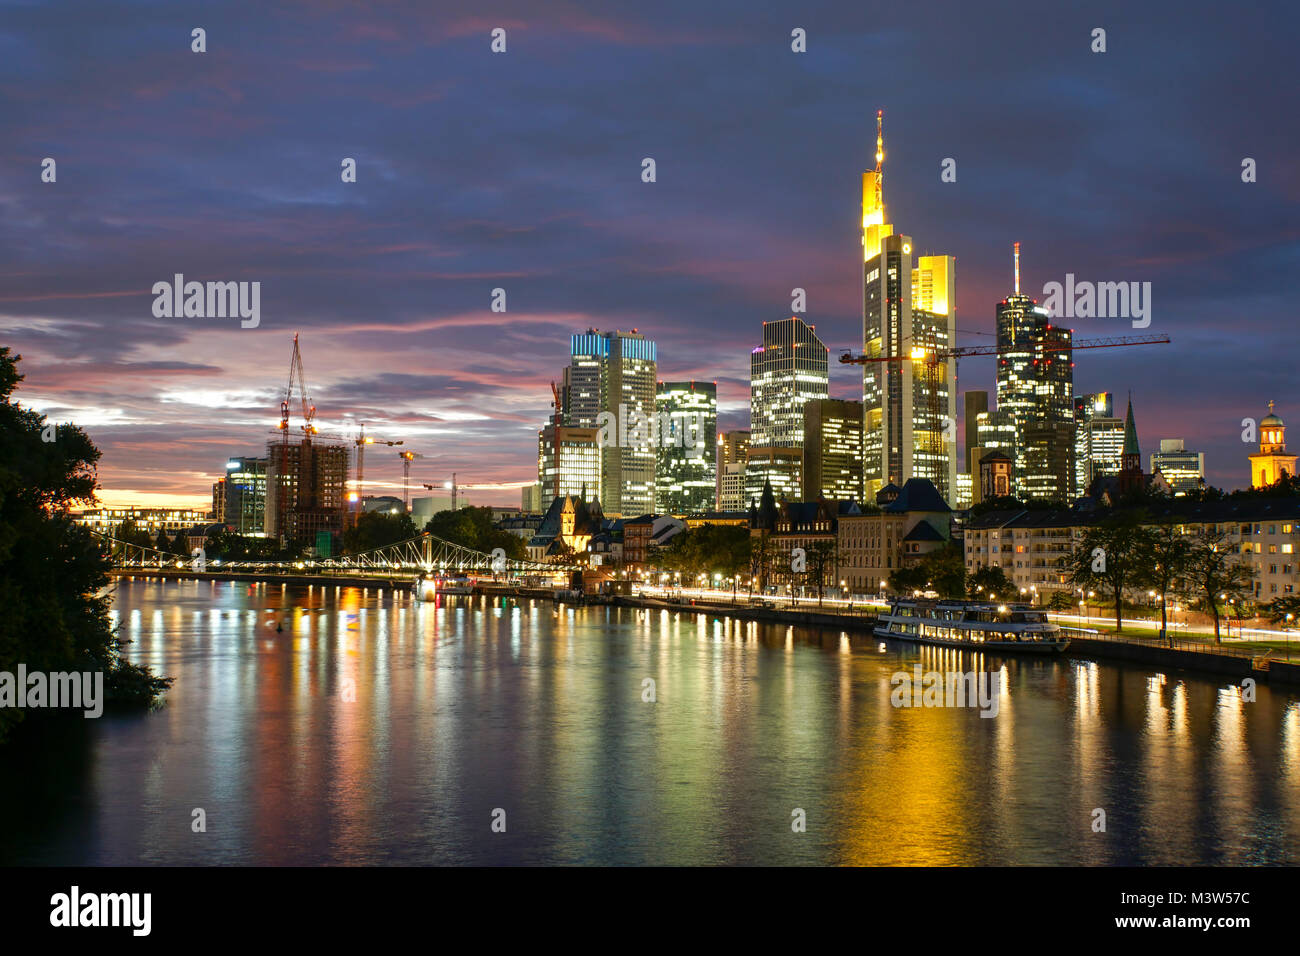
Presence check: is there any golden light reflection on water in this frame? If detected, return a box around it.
[72,582,1300,866]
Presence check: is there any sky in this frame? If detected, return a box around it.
[2,0,1297,510]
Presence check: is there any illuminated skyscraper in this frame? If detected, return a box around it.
[1074,392,1125,496]
[538,424,601,502]
[224,456,268,535]
[803,398,864,500]
[749,316,828,498]
[1150,439,1205,495]
[654,381,717,513]
[861,111,957,504]
[995,244,1074,503]
[562,329,658,515]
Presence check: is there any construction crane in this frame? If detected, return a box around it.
[398,450,424,510]
[352,423,403,513]
[273,333,317,542]
[839,332,1171,500]
[422,474,503,512]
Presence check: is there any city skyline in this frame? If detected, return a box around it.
[2,0,1296,510]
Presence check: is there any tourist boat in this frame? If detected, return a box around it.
[874,599,1069,654]
[412,574,474,600]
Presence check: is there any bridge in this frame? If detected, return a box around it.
[90,529,579,576]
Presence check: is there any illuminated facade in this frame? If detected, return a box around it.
[995,248,1074,503]
[861,112,957,504]
[654,380,717,513]
[538,424,601,502]
[1249,401,1296,488]
[716,429,750,510]
[1074,392,1125,496]
[802,398,864,501]
[750,317,828,448]
[73,507,211,537]
[744,447,803,504]
[749,317,827,498]
[562,329,658,515]
[968,408,1016,505]
[1150,439,1205,495]
[224,456,268,535]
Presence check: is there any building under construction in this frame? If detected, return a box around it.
[267,333,350,552]
[266,437,350,547]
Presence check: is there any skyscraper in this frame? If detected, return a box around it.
[803,398,864,501]
[654,381,717,513]
[224,456,268,535]
[562,328,658,515]
[538,423,601,502]
[995,244,1074,503]
[861,112,957,503]
[1150,439,1205,495]
[716,429,750,510]
[749,316,827,499]
[1074,392,1125,496]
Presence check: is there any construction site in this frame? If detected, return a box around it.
[259,334,496,555]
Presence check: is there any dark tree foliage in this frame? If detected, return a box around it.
[967,564,1014,599]
[889,540,965,598]
[0,348,171,742]
[423,506,525,560]
[343,509,418,554]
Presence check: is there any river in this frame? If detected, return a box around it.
[2,578,1297,865]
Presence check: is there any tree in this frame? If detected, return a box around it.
[112,517,153,552]
[968,565,1013,600]
[886,541,964,599]
[423,506,525,561]
[343,510,417,555]
[1264,596,1300,627]
[0,347,171,742]
[1062,510,1152,634]
[922,540,966,598]
[888,564,927,596]
[659,524,750,595]
[1048,590,1075,612]
[1184,527,1257,644]
[750,532,774,593]
[1136,520,1193,644]
[805,539,839,608]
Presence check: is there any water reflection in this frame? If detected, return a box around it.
[2,579,1297,865]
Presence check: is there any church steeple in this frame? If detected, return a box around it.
[1118,395,1144,494]
[1250,400,1296,488]
[1122,395,1141,464]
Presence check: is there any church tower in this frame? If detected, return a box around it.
[1116,395,1144,494]
[1249,401,1296,488]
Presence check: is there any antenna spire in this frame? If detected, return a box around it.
[875,110,884,209]
[1013,241,1020,295]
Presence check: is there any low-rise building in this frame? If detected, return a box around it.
[837,479,952,593]
[964,496,1300,604]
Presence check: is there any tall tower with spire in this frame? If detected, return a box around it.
[996,243,1074,503]
[861,111,957,504]
[1249,401,1296,488]
[1117,394,1144,494]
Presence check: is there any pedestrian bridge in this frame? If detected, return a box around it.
[90,530,576,575]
